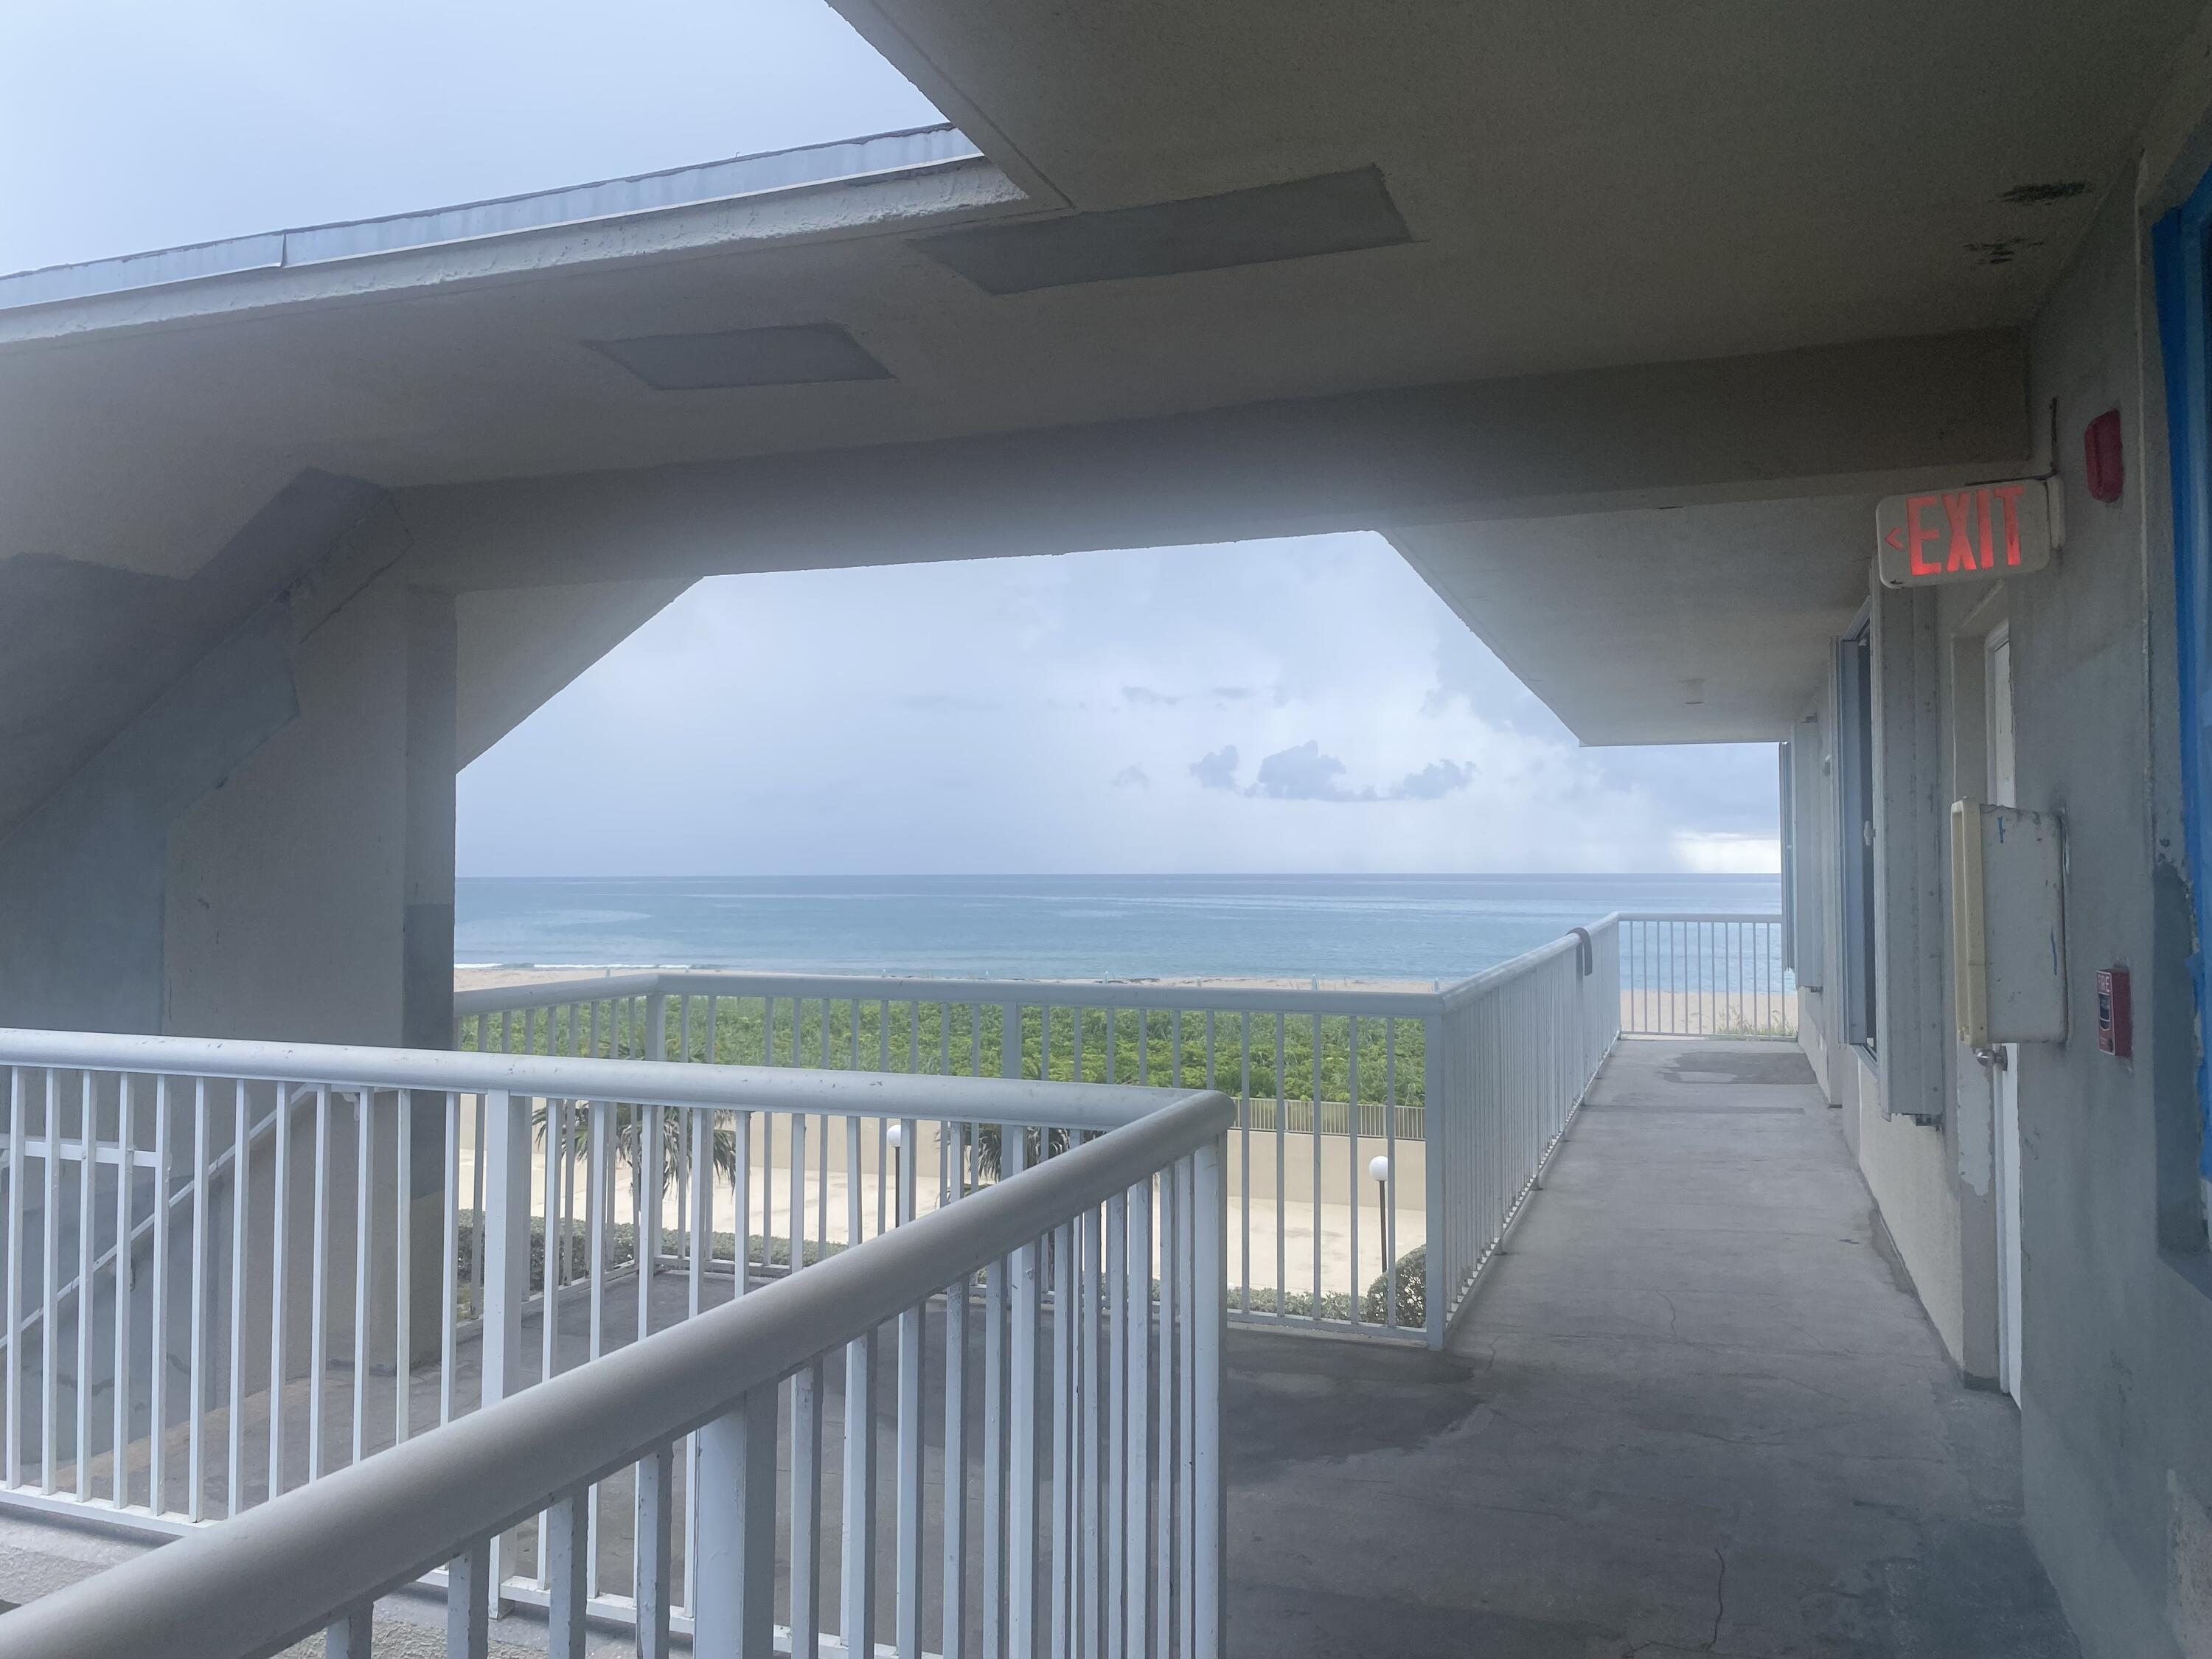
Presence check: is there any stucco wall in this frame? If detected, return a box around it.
[0,603,298,1032]
[1851,1049,1966,1362]
[165,568,419,1045]
[2003,165,2212,1659]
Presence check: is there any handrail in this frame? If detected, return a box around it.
[1435,921,1613,1014]
[453,918,1638,1023]
[0,1083,1236,1659]
[0,1028,1195,1134]
[1614,911,1784,924]
[456,967,1453,1018]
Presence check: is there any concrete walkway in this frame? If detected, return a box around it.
[0,1037,2083,1656]
[1225,1037,2081,1658]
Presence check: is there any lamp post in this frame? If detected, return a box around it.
[1368,1153,1393,1309]
[886,1121,905,1226]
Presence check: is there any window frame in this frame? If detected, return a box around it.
[1837,621,1879,1052]
[2154,168,2212,1234]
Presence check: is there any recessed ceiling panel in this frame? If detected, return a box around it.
[588,323,891,391]
[914,167,1412,293]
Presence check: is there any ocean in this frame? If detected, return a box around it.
[455,873,1781,983]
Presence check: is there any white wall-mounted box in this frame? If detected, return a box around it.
[1950,801,2066,1045]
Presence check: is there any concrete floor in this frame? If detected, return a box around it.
[0,1038,2080,1657]
[1225,1037,2079,1658]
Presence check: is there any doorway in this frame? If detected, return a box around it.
[1986,625,2023,1398]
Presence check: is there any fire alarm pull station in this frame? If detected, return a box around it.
[2096,968,2131,1057]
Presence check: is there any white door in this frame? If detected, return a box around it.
[1987,627,2023,1398]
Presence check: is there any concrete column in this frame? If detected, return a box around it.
[401,590,459,1361]
[402,587,457,1051]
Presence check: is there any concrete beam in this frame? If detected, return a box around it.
[456,580,689,768]
[396,331,2028,591]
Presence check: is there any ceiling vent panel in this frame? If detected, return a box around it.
[588,323,891,390]
[915,167,1411,294]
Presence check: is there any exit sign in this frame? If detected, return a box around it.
[1877,479,2057,588]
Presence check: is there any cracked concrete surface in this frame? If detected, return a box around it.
[1224,1037,2080,1658]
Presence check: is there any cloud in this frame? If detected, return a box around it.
[1211,686,1257,701]
[1111,765,1150,790]
[1670,832,1782,873]
[1122,685,1180,706]
[1190,746,1240,790]
[461,530,1780,876]
[1238,742,1475,803]
[1391,759,1475,800]
[1248,740,1369,801]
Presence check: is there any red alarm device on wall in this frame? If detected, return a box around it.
[2085,409,2124,504]
[2096,967,2131,1057]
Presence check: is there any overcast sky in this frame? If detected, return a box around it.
[12,1,1778,877]
[456,536,1781,876]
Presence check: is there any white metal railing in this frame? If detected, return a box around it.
[0,1029,1228,1658]
[1615,912,1794,1038]
[1425,923,1619,1335]
[456,919,1623,1349]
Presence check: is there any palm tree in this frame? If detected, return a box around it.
[533,1101,740,1274]
[966,1123,1071,1183]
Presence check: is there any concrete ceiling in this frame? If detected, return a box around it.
[3,0,2194,584]
[1394,498,1878,745]
[0,0,2197,789]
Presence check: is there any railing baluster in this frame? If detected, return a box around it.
[1051,1216,1074,1659]
[1310,1011,1323,1326]
[1178,1158,1199,1659]
[1124,1175,1151,1658]
[897,1289,926,1659]
[636,1444,674,1659]
[38,1071,60,1497]
[113,1074,136,1508]
[479,1089,529,1602]
[1192,1141,1225,1659]
[1079,1192,1102,1659]
[684,1108,712,1618]
[1384,1021,1399,1333]
[188,1077,210,1517]
[586,1098,611,1599]
[305,1085,330,1490]
[546,1489,588,1659]
[1105,1190,1126,1659]
[789,1112,807,1274]
[445,1539,489,1659]
[393,1087,411,1454]
[226,1078,248,1509]
[1010,1137,1037,1658]
[733,1108,752,1295]
[350,1085,371,1473]
[4,1067,21,1495]
[440,1093,458,1429]
[1238,1018,1251,1320]
[695,1383,777,1659]
[1274,1012,1286,1326]
[844,1320,879,1659]
[1153,1170,1175,1659]
[469,1089,485,1346]
[983,1243,1006,1659]
[325,1601,373,1658]
[74,1071,95,1504]
[943,1268,970,1659]
[1348,1018,1361,1319]
[792,1357,825,1659]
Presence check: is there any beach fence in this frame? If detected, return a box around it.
[454,917,1624,1347]
[1616,912,1795,1038]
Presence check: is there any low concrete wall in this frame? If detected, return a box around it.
[1849,1047,1966,1366]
